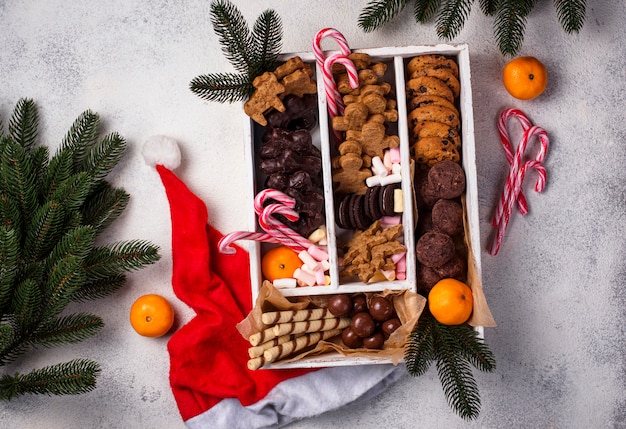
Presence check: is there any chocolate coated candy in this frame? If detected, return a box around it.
[328,294,353,317]
[351,312,376,338]
[266,94,318,130]
[260,128,315,158]
[381,318,402,337]
[352,294,368,314]
[341,327,363,349]
[362,331,385,349]
[369,296,394,321]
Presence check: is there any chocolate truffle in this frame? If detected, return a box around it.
[382,318,402,337]
[362,331,385,349]
[351,312,376,338]
[327,294,353,317]
[352,294,368,314]
[369,296,394,321]
[341,327,363,349]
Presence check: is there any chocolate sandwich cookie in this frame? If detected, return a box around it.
[431,198,464,236]
[407,105,461,130]
[416,231,455,268]
[407,95,458,115]
[414,136,461,167]
[428,160,466,199]
[407,54,459,78]
[365,186,383,221]
[410,67,460,99]
[350,194,371,230]
[379,184,398,217]
[405,76,454,104]
[411,121,461,148]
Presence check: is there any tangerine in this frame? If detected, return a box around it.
[261,246,302,281]
[503,56,548,100]
[428,278,473,325]
[130,294,175,337]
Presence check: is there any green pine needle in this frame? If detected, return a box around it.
[358,0,411,32]
[0,358,101,400]
[84,240,160,281]
[81,183,130,235]
[8,99,38,151]
[30,313,104,347]
[0,227,19,311]
[554,0,586,33]
[72,274,126,302]
[414,0,441,23]
[81,132,126,183]
[436,0,474,40]
[405,310,436,376]
[250,9,283,77]
[210,0,254,74]
[494,0,536,56]
[190,72,253,103]
[478,0,499,16]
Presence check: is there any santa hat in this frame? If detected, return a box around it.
[142,136,405,428]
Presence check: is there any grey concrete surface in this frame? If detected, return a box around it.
[0,1,624,428]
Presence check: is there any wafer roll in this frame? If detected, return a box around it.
[272,317,350,337]
[263,329,343,363]
[249,326,278,346]
[261,308,334,325]
[247,356,265,371]
[248,334,301,358]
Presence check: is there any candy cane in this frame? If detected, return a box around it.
[254,188,296,214]
[312,28,352,76]
[492,123,550,228]
[218,231,282,255]
[489,160,547,255]
[323,53,359,142]
[259,203,310,252]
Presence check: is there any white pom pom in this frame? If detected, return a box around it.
[142,135,181,170]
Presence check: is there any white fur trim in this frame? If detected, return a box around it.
[142,135,182,170]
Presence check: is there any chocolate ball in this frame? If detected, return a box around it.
[362,331,385,349]
[327,294,352,317]
[341,327,363,349]
[351,312,375,338]
[369,296,394,321]
[352,294,368,314]
[382,318,402,337]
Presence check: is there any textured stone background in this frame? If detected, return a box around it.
[0,1,624,428]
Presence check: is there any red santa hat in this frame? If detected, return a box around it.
[142,135,405,428]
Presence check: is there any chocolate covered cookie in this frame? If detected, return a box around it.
[428,160,466,199]
[432,199,464,236]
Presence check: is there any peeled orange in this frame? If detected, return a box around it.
[428,278,473,325]
[503,56,548,100]
[261,246,302,281]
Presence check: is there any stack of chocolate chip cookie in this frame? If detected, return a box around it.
[405,54,462,167]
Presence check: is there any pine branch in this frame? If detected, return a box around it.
[72,274,126,302]
[444,324,496,373]
[8,98,38,151]
[44,226,95,276]
[0,138,38,228]
[81,132,126,184]
[0,193,22,239]
[41,150,73,202]
[23,201,66,263]
[41,255,85,320]
[358,0,411,32]
[60,110,99,172]
[554,0,586,33]
[11,278,42,334]
[189,72,253,103]
[436,0,474,40]
[494,0,536,56]
[210,0,253,74]
[0,227,19,312]
[405,310,436,376]
[49,172,92,212]
[29,313,103,347]
[250,9,283,77]
[414,0,441,23]
[84,240,160,281]
[478,0,499,16]
[0,358,101,399]
[81,183,129,235]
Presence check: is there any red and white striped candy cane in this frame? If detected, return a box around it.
[323,53,359,142]
[489,159,547,256]
[313,27,352,77]
[259,203,311,253]
[492,123,550,228]
[253,188,296,214]
[498,108,533,215]
[218,231,282,255]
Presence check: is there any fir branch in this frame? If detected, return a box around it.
[0,227,19,312]
[358,0,411,32]
[84,240,160,281]
[0,138,38,227]
[81,183,129,235]
[81,132,126,183]
[41,256,85,320]
[0,193,22,236]
[30,313,103,347]
[443,324,496,373]
[189,72,253,103]
[405,310,436,376]
[8,98,38,151]
[60,110,99,172]
[44,226,95,276]
[478,0,499,16]
[494,0,536,56]
[0,358,101,399]
[11,278,42,333]
[210,0,253,74]
[72,274,126,302]
[436,0,474,40]
[50,172,93,212]
[414,0,441,23]
[250,9,283,77]
[554,0,586,33]
[23,201,66,263]
[42,150,74,202]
